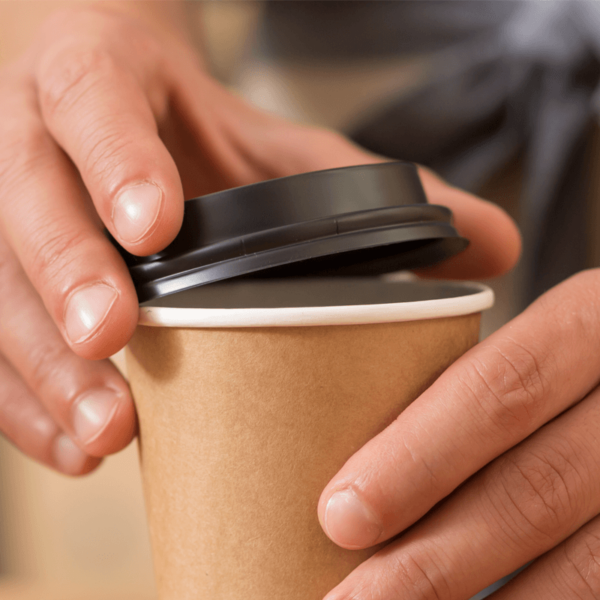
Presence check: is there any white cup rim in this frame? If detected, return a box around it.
[138,279,494,328]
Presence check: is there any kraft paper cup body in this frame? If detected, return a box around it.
[126,279,493,600]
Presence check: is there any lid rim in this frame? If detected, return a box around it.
[132,216,459,280]
[135,226,467,302]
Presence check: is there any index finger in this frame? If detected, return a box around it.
[35,10,184,255]
[318,269,600,549]
[0,67,137,359]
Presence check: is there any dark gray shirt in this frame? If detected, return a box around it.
[261,1,600,306]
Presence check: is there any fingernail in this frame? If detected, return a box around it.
[64,283,118,344]
[31,415,58,440]
[324,488,382,549]
[113,182,162,243]
[53,434,89,475]
[73,388,121,444]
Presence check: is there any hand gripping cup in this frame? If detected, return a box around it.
[125,277,493,599]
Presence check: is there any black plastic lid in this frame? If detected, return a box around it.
[111,162,468,303]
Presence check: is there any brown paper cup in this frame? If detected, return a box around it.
[126,278,493,600]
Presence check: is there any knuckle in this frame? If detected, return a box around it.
[457,340,548,439]
[535,270,600,362]
[41,6,159,57]
[393,431,446,497]
[560,270,600,343]
[78,127,138,184]
[0,122,53,194]
[562,525,600,598]
[0,250,12,285]
[0,361,58,458]
[491,447,581,549]
[38,46,118,120]
[26,344,71,404]
[0,244,21,301]
[371,552,451,600]
[25,223,91,295]
[567,268,600,295]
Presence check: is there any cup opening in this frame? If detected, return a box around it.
[139,278,494,329]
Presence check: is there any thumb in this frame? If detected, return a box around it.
[415,166,521,279]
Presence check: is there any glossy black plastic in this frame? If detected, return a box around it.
[111,162,468,303]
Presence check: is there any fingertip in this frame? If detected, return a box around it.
[52,433,103,476]
[320,487,383,550]
[74,387,137,457]
[65,275,139,361]
[417,166,522,279]
[477,199,522,275]
[111,178,184,256]
[462,194,522,268]
[419,198,522,280]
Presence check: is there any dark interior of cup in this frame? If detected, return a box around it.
[143,278,483,310]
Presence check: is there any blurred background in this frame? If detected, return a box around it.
[1,1,600,598]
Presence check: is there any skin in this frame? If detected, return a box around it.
[3,3,597,599]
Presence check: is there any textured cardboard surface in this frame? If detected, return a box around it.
[126,315,480,599]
